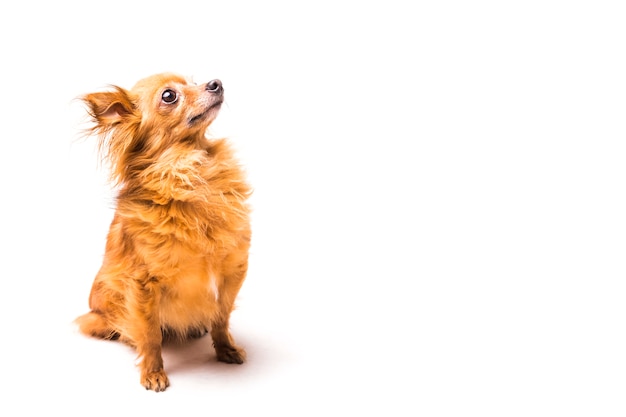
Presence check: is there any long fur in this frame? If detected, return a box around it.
[75,73,252,392]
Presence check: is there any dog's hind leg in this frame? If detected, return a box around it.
[161,326,208,342]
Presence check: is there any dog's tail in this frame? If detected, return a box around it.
[74,311,120,340]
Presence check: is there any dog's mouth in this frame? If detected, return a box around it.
[189,100,223,126]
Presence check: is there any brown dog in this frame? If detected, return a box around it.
[75,73,252,392]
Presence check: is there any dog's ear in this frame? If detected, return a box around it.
[83,87,136,127]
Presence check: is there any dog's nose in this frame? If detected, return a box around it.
[206,79,223,94]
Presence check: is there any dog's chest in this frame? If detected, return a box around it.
[158,260,221,325]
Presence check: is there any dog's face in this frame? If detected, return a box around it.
[131,73,224,135]
[82,73,224,183]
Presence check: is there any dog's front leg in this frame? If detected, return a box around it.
[128,276,169,392]
[211,260,248,364]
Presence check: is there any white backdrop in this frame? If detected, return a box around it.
[0,1,625,415]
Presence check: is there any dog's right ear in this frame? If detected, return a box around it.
[82,87,136,127]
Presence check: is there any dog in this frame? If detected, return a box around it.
[75,72,252,392]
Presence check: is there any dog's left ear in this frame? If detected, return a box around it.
[83,87,136,127]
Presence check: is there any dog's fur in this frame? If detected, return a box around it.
[75,73,252,392]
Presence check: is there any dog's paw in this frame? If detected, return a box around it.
[141,370,170,392]
[215,345,246,364]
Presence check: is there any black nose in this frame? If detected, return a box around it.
[206,79,223,94]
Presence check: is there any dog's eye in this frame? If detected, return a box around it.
[161,89,178,104]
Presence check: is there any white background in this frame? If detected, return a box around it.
[0,1,625,415]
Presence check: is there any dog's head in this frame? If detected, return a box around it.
[81,73,224,183]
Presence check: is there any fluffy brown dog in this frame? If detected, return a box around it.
[75,73,252,392]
